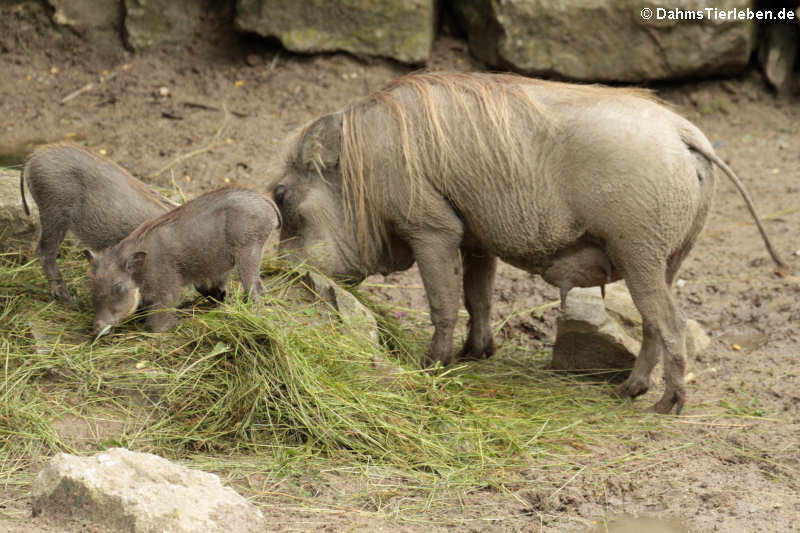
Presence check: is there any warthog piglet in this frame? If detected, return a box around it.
[85,187,279,334]
[20,143,176,302]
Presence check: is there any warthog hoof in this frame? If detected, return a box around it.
[51,284,73,303]
[648,389,686,415]
[456,339,495,361]
[614,375,651,399]
[423,351,454,368]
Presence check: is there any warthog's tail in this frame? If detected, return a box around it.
[19,163,30,216]
[680,127,789,275]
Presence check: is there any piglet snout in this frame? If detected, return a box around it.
[93,322,113,337]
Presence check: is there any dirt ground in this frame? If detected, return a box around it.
[1,4,798,532]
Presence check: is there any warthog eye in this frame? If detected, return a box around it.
[274,184,286,207]
[111,283,123,296]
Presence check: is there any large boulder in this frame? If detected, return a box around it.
[48,0,122,27]
[552,282,710,376]
[451,0,757,82]
[0,168,38,249]
[235,0,435,64]
[32,448,266,533]
[123,0,208,50]
[551,286,640,376]
[758,22,798,96]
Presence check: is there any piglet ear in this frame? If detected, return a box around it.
[82,249,96,264]
[125,251,147,275]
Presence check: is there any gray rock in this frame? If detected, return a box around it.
[758,22,798,96]
[0,0,34,6]
[552,282,710,375]
[452,0,756,82]
[370,354,407,388]
[123,0,207,50]
[603,282,643,336]
[303,271,380,345]
[0,168,39,249]
[551,287,639,375]
[48,0,122,27]
[685,318,711,360]
[28,319,57,355]
[32,448,266,533]
[234,0,435,64]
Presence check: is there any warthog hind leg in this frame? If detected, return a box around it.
[457,248,496,360]
[37,212,71,302]
[616,264,687,414]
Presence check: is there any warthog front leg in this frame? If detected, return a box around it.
[411,232,463,367]
[234,245,265,300]
[144,276,183,333]
[145,308,180,333]
[457,248,496,360]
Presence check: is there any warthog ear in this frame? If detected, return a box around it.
[125,251,147,275]
[296,112,343,175]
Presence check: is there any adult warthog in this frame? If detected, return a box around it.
[271,72,787,414]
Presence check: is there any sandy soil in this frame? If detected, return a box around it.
[0,4,798,532]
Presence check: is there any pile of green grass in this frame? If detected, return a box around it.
[0,238,672,507]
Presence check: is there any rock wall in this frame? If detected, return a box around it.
[235,0,436,65]
[451,0,759,82]
[759,20,799,95]
[4,0,798,83]
[48,0,122,27]
[123,0,210,50]
[0,169,39,250]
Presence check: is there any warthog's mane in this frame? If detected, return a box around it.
[333,71,656,259]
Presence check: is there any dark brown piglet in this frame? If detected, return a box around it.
[84,187,279,335]
[20,143,176,301]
